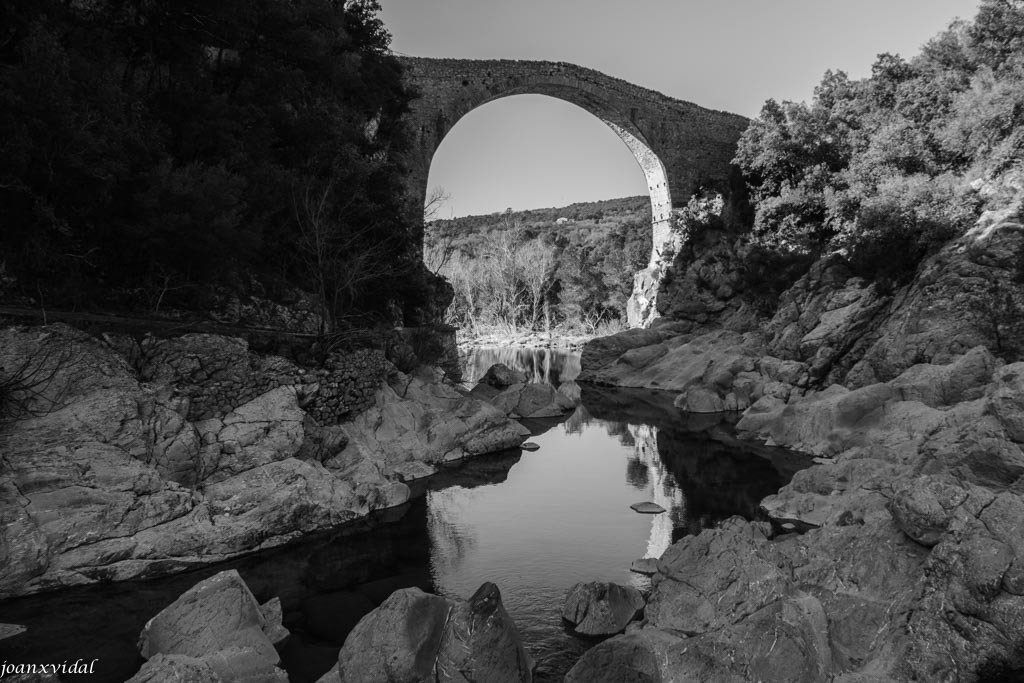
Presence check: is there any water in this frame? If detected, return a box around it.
[0,346,809,682]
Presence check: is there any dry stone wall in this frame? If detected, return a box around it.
[139,334,387,423]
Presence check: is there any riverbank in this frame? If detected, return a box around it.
[455,328,616,351]
[0,324,529,600]
[566,219,1024,681]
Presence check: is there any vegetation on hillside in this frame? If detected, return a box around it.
[425,197,650,334]
[735,0,1024,286]
[0,0,426,329]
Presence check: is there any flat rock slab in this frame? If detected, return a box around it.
[630,558,660,575]
[631,502,666,514]
[521,442,541,451]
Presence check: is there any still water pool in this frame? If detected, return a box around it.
[0,346,808,682]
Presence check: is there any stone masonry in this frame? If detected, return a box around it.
[399,57,749,264]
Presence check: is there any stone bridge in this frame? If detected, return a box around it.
[398,57,750,265]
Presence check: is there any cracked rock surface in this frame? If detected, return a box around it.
[0,325,527,599]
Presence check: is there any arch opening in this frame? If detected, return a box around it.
[422,89,673,266]
[422,91,675,331]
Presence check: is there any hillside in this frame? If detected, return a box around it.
[425,196,652,334]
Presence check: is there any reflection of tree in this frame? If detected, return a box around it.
[562,405,592,435]
[426,490,476,575]
[625,457,649,490]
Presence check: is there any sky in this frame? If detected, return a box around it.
[378,0,982,218]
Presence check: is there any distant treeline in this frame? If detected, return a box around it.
[0,0,427,328]
[425,197,651,333]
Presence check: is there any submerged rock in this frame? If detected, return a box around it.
[331,583,533,682]
[562,582,644,636]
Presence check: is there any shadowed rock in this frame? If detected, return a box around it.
[562,582,644,636]
[332,583,532,682]
[131,570,287,682]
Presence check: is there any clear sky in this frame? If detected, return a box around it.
[378,0,981,218]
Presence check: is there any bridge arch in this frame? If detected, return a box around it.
[398,57,749,321]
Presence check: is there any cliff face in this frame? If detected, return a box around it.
[0,325,527,599]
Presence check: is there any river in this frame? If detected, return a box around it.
[0,346,809,682]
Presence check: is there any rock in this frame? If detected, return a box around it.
[480,363,527,387]
[989,362,1024,443]
[521,441,540,451]
[630,502,665,514]
[137,570,286,682]
[564,629,684,683]
[194,386,305,484]
[572,592,834,683]
[762,257,888,386]
[562,582,645,635]
[888,346,998,407]
[645,524,791,635]
[337,583,532,682]
[674,385,725,412]
[581,329,762,391]
[259,598,290,647]
[127,654,223,683]
[0,623,26,641]
[630,558,659,575]
[338,373,530,475]
[836,223,1024,386]
[481,382,576,418]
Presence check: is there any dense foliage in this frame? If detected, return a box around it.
[0,0,420,326]
[425,197,650,333]
[734,0,1024,283]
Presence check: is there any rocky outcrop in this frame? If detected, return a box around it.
[562,581,644,636]
[570,335,1024,681]
[848,222,1024,385]
[580,327,807,414]
[759,221,1024,388]
[576,351,1024,681]
[319,583,533,683]
[333,369,530,475]
[762,257,890,386]
[0,325,528,599]
[129,569,288,683]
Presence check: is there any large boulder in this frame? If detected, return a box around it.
[562,582,644,636]
[474,381,576,419]
[132,570,287,683]
[337,371,530,474]
[331,583,533,682]
[479,363,527,387]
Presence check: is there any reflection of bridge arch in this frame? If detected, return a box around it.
[399,57,749,265]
